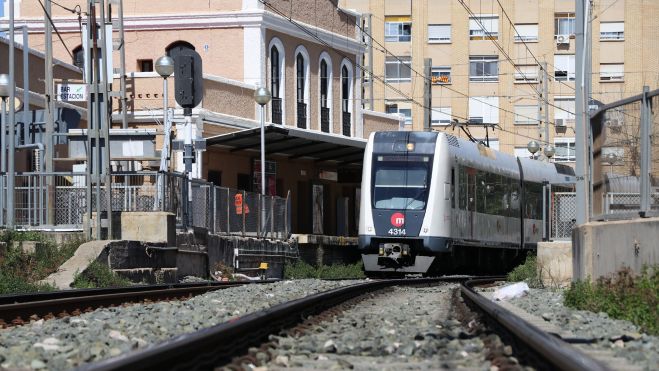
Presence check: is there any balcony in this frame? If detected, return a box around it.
[271,98,282,125]
[321,107,330,133]
[342,111,351,136]
[297,102,307,129]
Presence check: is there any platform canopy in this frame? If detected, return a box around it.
[205,125,367,166]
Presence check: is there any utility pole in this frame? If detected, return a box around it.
[575,0,592,225]
[99,0,113,239]
[423,58,432,132]
[366,13,374,111]
[115,0,128,129]
[542,61,549,146]
[7,0,16,228]
[44,0,56,225]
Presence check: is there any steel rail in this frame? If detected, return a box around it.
[0,281,281,324]
[0,281,278,305]
[78,277,460,371]
[461,278,610,371]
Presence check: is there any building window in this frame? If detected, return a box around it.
[320,59,329,108]
[385,16,411,42]
[555,13,575,36]
[554,54,575,81]
[138,59,153,72]
[554,97,576,124]
[514,24,538,42]
[600,63,624,81]
[468,96,499,124]
[428,24,451,43]
[431,66,451,84]
[340,60,353,137]
[386,103,412,126]
[514,65,539,83]
[341,65,349,113]
[431,107,452,126]
[385,56,412,82]
[469,15,498,40]
[269,38,285,125]
[514,105,539,125]
[296,53,305,102]
[271,46,281,98]
[554,137,576,162]
[72,45,84,69]
[600,22,624,41]
[469,56,499,82]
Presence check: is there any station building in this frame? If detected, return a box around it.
[1,0,403,236]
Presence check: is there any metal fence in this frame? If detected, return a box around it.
[591,87,659,220]
[551,192,577,240]
[1,171,290,240]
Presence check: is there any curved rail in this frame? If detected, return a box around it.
[0,281,279,325]
[79,277,457,371]
[461,278,610,371]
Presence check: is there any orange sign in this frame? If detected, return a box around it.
[431,75,450,84]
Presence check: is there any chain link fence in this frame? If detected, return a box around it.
[2,171,290,240]
[551,191,576,240]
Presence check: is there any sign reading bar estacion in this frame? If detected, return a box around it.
[57,84,87,102]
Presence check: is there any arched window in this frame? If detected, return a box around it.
[166,41,195,61]
[340,61,353,137]
[296,53,305,103]
[72,45,84,69]
[319,52,333,133]
[270,45,282,124]
[268,37,285,125]
[294,46,310,129]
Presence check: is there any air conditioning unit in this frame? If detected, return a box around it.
[555,118,567,134]
[556,34,570,44]
[605,119,622,133]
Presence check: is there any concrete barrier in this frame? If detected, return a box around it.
[573,217,659,281]
[537,241,572,287]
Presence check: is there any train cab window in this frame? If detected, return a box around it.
[372,155,432,210]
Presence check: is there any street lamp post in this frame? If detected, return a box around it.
[154,56,175,211]
[603,152,618,174]
[0,74,8,226]
[254,86,272,196]
[254,86,271,238]
[544,145,556,161]
[0,74,9,175]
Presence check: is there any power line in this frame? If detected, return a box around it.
[37,0,74,61]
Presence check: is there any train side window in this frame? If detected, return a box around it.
[458,167,468,210]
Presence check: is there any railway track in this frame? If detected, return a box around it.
[0,281,276,328]
[72,277,610,371]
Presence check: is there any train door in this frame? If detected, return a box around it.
[467,168,476,239]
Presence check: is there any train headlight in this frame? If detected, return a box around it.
[378,246,384,256]
[406,143,415,151]
[367,226,373,232]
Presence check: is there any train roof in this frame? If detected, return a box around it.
[443,133,520,179]
[442,133,574,184]
[519,157,576,184]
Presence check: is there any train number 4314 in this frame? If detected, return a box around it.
[388,228,406,236]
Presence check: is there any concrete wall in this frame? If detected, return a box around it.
[573,217,659,281]
[537,241,572,287]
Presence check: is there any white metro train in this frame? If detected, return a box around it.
[358,131,575,275]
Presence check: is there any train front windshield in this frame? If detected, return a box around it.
[372,155,431,210]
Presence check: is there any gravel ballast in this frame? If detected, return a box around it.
[260,284,493,370]
[508,287,658,370]
[0,279,362,370]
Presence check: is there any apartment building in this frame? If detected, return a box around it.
[340,0,659,164]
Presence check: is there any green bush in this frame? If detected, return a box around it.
[0,232,85,294]
[507,253,542,288]
[72,261,133,288]
[564,267,658,335]
[284,260,365,279]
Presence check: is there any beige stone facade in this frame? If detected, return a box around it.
[340,0,659,162]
